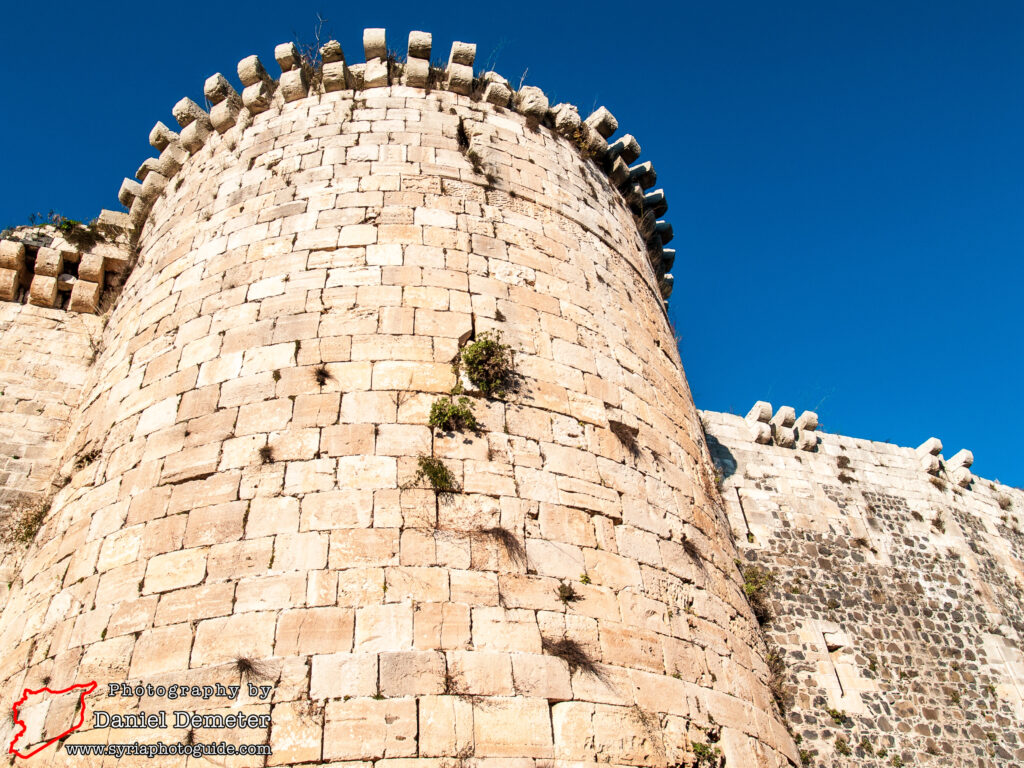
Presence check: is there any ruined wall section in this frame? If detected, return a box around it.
[0,70,796,768]
[0,302,102,608]
[703,409,1024,767]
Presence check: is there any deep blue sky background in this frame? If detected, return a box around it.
[1,1,1021,485]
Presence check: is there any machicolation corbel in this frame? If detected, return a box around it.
[916,437,943,474]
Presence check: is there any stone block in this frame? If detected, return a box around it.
[172,97,209,129]
[449,41,476,66]
[35,247,64,276]
[275,607,354,656]
[750,421,772,445]
[323,61,349,91]
[795,410,818,431]
[237,54,270,86]
[920,453,941,474]
[796,429,818,451]
[419,695,474,757]
[473,697,553,757]
[770,405,796,428]
[608,133,641,164]
[128,623,192,679]
[210,98,241,133]
[408,31,432,59]
[203,72,237,104]
[0,240,25,270]
[243,80,275,114]
[355,602,413,651]
[916,436,943,455]
[446,63,473,95]
[269,700,322,766]
[585,106,618,138]
[28,274,58,307]
[952,466,972,487]
[118,177,143,207]
[180,118,212,153]
[378,650,445,695]
[323,698,417,760]
[511,652,573,700]
[0,267,22,301]
[148,120,179,150]
[320,39,345,63]
[773,425,796,448]
[745,401,773,423]
[311,652,378,699]
[364,58,389,89]
[191,612,276,666]
[948,448,973,469]
[413,602,471,650]
[280,68,309,102]
[518,86,549,119]
[483,80,512,106]
[363,28,387,61]
[275,42,300,71]
[551,103,581,138]
[404,57,429,88]
[143,548,206,594]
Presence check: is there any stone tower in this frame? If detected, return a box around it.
[0,28,798,766]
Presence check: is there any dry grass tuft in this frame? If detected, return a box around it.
[477,526,526,567]
[541,636,602,678]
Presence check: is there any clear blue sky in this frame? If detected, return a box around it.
[1,1,1021,486]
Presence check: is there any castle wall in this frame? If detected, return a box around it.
[0,80,796,766]
[0,301,102,609]
[703,409,1024,766]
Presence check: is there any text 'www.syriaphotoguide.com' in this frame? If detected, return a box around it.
[63,742,272,758]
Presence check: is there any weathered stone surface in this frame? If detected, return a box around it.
[0,73,820,768]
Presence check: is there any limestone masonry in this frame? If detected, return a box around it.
[0,25,1017,768]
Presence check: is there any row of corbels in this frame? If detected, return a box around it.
[915,438,973,487]
[113,28,676,301]
[745,401,819,451]
[0,236,127,314]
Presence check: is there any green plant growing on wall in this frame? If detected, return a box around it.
[691,742,723,766]
[10,496,52,545]
[410,456,460,501]
[429,396,478,432]
[459,332,517,399]
[996,494,1012,510]
[826,707,848,726]
[859,738,874,755]
[766,646,787,711]
[742,565,774,624]
[835,736,851,756]
[557,580,581,604]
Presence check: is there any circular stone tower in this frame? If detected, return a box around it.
[0,28,798,767]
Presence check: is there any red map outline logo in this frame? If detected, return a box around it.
[8,681,98,759]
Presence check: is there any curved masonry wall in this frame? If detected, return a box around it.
[0,81,797,766]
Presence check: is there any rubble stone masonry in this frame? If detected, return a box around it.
[704,408,1024,766]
